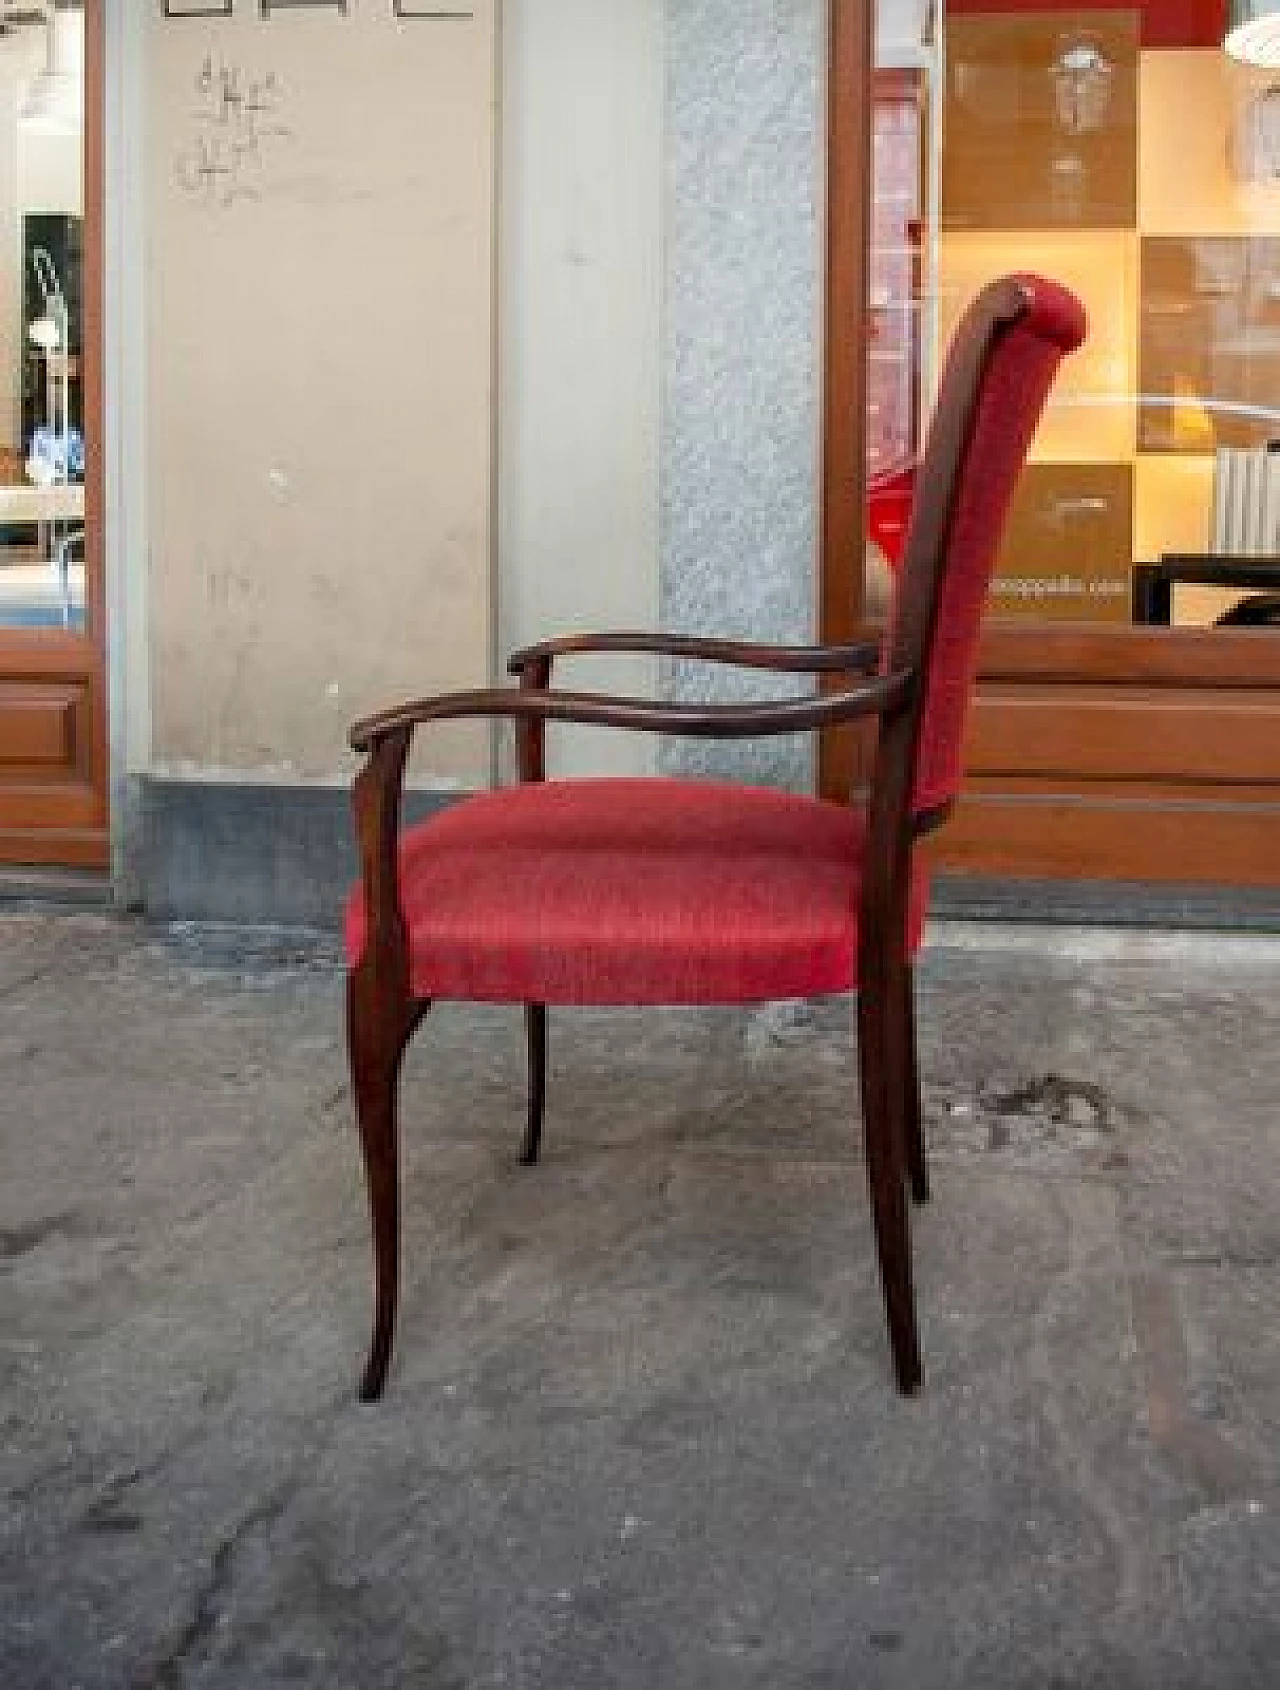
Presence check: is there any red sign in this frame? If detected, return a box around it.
[944,0,1226,49]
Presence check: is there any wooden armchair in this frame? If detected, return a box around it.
[344,275,1087,1402]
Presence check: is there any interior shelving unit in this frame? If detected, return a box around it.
[938,7,1280,626]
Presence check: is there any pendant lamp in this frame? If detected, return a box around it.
[1225,0,1280,69]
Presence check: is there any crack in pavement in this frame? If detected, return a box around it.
[1029,1184,1148,1637]
[122,1384,354,1688]
[133,1477,301,1690]
[0,1211,81,1263]
[74,1444,199,1539]
[0,964,51,1004]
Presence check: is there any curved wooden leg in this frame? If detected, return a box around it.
[521,1004,547,1167]
[896,963,930,1206]
[858,987,922,1396]
[347,970,427,1403]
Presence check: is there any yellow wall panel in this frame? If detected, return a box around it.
[1133,454,1215,561]
[938,230,1138,462]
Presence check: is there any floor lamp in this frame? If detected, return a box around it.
[27,246,77,618]
[27,245,70,478]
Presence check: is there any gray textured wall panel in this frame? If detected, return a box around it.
[661,0,823,788]
[141,780,460,929]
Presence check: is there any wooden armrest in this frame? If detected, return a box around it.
[349,673,914,756]
[506,630,881,680]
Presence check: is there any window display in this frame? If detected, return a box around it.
[885,2,1280,629]
[0,6,86,630]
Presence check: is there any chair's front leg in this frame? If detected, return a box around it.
[522,1004,547,1166]
[857,983,923,1396]
[516,662,551,1170]
[896,962,929,1205]
[348,728,425,1402]
[883,953,929,1205]
[348,967,429,1402]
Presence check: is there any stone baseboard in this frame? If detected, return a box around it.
[932,872,1280,931]
[139,777,462,928]
[136,776,1280,932]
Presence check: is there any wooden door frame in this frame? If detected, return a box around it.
[819,0,873,801]
[0,0,107,869]
[819,0,1280,887]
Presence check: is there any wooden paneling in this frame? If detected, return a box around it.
[0,828,108,870]
[969,685,1280,784]
[979,621,1280,686]
[0,682,83,771]
[965,774,1280,805]
[932,793,1280,887]
[942,12,1139,232]
[0,0,107,868]
[819,0,875,798]
[0,784,103,830]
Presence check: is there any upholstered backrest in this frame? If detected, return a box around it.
[884,275,1087,820]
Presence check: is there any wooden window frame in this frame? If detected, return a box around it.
[0,0,107,868]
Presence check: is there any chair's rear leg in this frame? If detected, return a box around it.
[858,988,923,1395]
[348,972,427,1403]
[521,1004,547,1166]
[898,964,930,1206]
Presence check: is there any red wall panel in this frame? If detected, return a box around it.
[944,1,1226,49]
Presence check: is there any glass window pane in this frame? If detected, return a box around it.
[0,10,85,632]
[868,4,1280,632]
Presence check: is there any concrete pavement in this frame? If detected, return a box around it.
[1,910,1277,1689]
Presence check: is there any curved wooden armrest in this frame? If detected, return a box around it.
[507,630,881,680]
[349,672,914,756]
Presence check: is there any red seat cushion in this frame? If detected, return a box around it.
[345,778,928,1006]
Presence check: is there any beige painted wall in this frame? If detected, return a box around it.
[498,0,662,780]
[147,2,495,785]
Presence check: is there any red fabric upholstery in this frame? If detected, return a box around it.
[345,778,929,1005]
[900,276,1087,817]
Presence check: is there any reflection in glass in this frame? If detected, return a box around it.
[1050,36,1115,137]
[866,68,928,621]
[909,15,1280,630]
[988,466,1133,625]
[1140,237,1280,453]
[0,6,85,632]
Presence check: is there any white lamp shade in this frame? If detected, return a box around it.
[1226,0,1280,69]
[28,315,61,351]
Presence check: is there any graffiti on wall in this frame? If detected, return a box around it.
[161,2,475,20]
[174,55,293,205]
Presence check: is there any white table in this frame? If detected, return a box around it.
[0,481,86,623]
[0,480,85,525]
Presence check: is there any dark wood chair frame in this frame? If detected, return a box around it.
[346,279,1037,1404]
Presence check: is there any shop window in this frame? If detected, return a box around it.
[0,10,86,632]
[873,2,1280,631]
